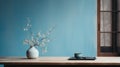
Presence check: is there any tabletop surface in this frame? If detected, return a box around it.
[0,57,120,65]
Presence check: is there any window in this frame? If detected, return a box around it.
[98,0,120,56]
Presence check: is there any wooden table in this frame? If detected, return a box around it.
[0,57,120,67]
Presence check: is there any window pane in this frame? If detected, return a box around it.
[100,0,112,11]
[118,0,120,11]
[100,33,112,47]
[100,33,105,46]
[117,13,120,32]
[117,34,120,47]
[104,33,112,47]
[100,12,112,32]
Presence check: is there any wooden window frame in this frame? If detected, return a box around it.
[97,0,118,56]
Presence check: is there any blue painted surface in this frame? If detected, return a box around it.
[0,0,96,66]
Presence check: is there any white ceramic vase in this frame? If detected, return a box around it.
[26,46,39,59]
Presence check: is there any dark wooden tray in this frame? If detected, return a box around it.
[68,57,96,60]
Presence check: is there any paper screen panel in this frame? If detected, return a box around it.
[100,12,112,32]
[100,0,112,11]
[100,33,112,47]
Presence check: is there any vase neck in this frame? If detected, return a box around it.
[30,46,34,48]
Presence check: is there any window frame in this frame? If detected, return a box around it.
[97,0,118,56]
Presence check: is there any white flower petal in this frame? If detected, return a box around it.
[28,40,34,46]
[37,32,41,37]
[27,23,30,26]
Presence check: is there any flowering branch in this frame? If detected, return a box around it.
[23,17,55,53]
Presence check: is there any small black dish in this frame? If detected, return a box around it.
[74,53,81,59]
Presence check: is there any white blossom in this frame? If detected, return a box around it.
[23,39,29,44]
[28,40,34,46]
[36,32,41,37]
[31,36,34,41]
[24,28,28,31]
[41,42,45,46]
[42,34,46,38]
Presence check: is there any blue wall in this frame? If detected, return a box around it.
[0,0,97,58]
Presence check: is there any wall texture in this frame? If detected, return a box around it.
[0,0,97,60]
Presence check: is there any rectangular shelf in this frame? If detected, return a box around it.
[0,57,120,65]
